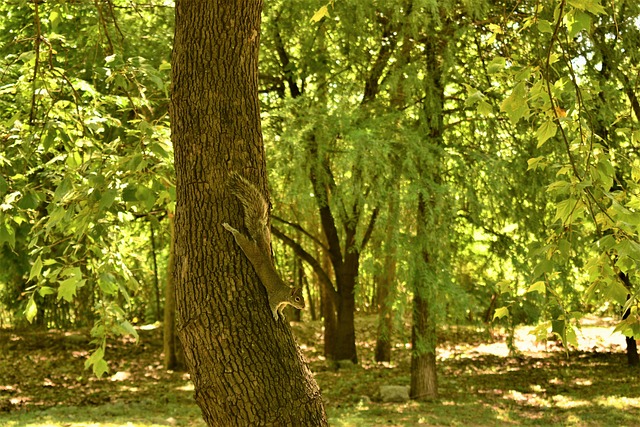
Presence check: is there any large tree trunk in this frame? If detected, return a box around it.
[170,1,327,425]
[333,268,358,363]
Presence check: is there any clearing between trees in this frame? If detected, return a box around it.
[0,316,638,427]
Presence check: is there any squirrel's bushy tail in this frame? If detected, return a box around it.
[228,172,270,247]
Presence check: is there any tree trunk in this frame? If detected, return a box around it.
[410,195,438,400]
[171,1,327,425]
[320,250,338,359]
[150,220,161,322]
[375,197,398,363]
[619,273,639,366]
[374,260,395,362]
[334,273,357,363]
[164,214,184,371]
[626,336,639,367]
[410,290,438,400]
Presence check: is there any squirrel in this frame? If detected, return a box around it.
[222,172,305,321]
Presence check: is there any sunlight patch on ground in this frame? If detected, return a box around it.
[551,394,591,408]
[175,382,194,392]
[504,390,550,407]
[440,320,628,359]
[595,395,640,409]
[4,423,171,427]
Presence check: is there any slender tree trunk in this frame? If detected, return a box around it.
[410,195,438,400]
[619,275,639,366]
[164,214,184,371]
[374,257,396,362]
[150,220,161,321]
[171,1,327,425]
[625,336,639,367]
[375,197,398,363]
[410,289,438,400]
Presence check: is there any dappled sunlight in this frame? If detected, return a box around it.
[551,394,591,408]
[109,371,131,382]
[595,395,640,409]
[175,383,194,392]
[3,319,640,426]
[438,317,630,360]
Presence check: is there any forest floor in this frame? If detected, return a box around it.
[0,315,639,427]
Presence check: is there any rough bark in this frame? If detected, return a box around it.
[410,196,438,400]
[409,28,447,400]
[170,1,327,425]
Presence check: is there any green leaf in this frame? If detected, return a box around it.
[53,177,73,203]
[532,260,554,279]
[596,157,614,189]
[500,82,529,125]
[527,156,547,171]
[25,297,38,323]
[567,10,592,38]
[116,321,139,339]
[604,280,630,305]
[122,185,138,202]
[554,198,581,224]
[17,191,40,210]
[29,256,43,282]
[530,322,551,342]
[85,347,109,378]
[49,8,61,31]
[567,0,606,15]
[551,319,566,342]
[477,101,493,116]
[0,176,8,195]
[537,19,553,33]
[98,272,118,295]
[99,189,118,211]
[0,222,16,249]
[464,85,484,106]
[487,56,506,74]
[493,306,509,320]
[496,280,512,294]
[527,281,546,294]
[45,206,66,231]
[565,325,578,347]
[38,286,56,297]
[547,180,570,195]
[536,120,557,147]
[57,273,86,303]
[310,5,330,22]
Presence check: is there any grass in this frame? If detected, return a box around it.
[1,316,639,426]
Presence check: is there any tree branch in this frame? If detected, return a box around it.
[272,225,339,300]
[309,136,344,269]
[272,215,329,253]
[361,207,380,249]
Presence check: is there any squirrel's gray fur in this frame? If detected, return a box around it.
[222,172,305,320]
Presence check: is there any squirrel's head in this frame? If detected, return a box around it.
[290,287,305,310]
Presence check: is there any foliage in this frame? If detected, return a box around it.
[0,0,175,375]
[472,0,640,346]
[0,0,638,377]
